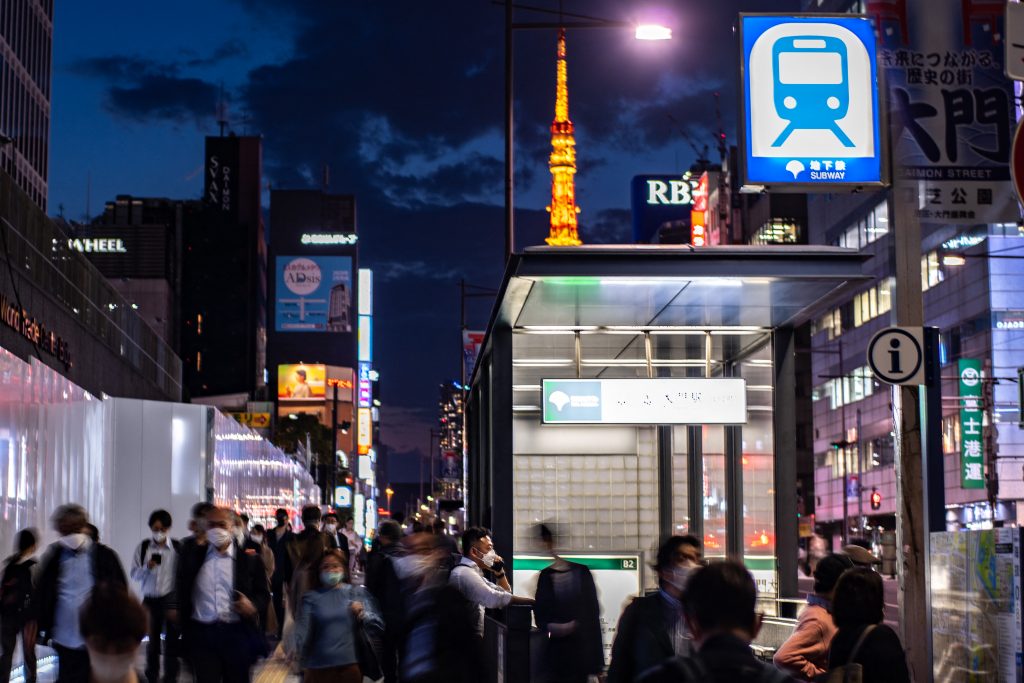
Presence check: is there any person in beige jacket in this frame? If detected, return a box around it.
[773,553,853,680]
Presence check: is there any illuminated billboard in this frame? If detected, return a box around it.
[275,256,353,333]
[277,364,326,400]
[357,407,372,454]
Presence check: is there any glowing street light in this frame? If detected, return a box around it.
[635,24,672,41]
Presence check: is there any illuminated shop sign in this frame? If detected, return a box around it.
[0,294,72,369]
[67,238,127,254]
[941,233,986,251]
[691,173,709,246]
[358,362,372,408]
[993,311,1024,330]
[300,233,358,246]
[630,174,700,243]
[357,407,372,454]
[542,378,748,425]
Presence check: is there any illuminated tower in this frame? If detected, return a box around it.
[545,29,582,246]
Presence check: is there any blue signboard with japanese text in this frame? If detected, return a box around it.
[275,256,353,333]
[741,15,884,188]
[873,0,1016,224]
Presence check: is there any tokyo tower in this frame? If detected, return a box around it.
[545,28,582,246]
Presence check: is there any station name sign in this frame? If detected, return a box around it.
[542,378,747,425]
[67,238,127,254]
[300,233,358,246]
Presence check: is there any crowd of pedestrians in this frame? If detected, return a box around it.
[0,502,909,683]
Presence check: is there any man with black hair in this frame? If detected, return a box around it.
[79,583,148,683]
[182,502,215,551]
[774,553,853,680]
[449,527,533,638]
[608,536,702,683]
[365,520,405,683]
[266,508,293,638]
[638,561,794,682]
[131,509,182,683]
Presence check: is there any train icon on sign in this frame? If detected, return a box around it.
[771,35,854,148]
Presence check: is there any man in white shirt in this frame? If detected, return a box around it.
[131,509,181,683]
[449,527,534,638]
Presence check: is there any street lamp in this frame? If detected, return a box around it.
[503,2,672,259]
[385,486,394,515]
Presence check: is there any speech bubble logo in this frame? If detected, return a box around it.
[549,390,570,412]
[785,160,805,179]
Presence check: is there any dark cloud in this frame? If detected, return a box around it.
[68,55,177,82]
[182,39,249,68]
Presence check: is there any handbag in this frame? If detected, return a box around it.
[817,625,877,683]
[354,615,383,680]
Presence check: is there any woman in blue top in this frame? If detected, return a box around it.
[295,549,384,683]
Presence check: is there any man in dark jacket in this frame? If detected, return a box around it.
[365,520,405,683]
[607,536,701,683]
[637,561,793,683]
[174,506,270,682]
[36,504,127,683]
[265,507,292,638]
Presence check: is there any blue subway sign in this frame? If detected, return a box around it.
[740,15,884,189]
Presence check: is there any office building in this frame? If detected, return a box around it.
[0,0,52,210]
[180,135,267,400]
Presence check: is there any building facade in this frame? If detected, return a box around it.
[0,0,51,210]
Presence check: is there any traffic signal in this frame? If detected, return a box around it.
[870,487,881,511]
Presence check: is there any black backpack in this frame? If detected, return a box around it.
[663,654,793,683]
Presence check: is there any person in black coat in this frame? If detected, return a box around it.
[0,529,39,683]
[826,567,909,683]
[173,506,270,683]
[265,507,293,639]
[36,505,127,683]
[607,535,702,683]
[364,520,405,683]
[533,524,603,683]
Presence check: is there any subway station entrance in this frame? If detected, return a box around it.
[466,246,869,624]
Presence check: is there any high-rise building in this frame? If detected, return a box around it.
[437,381,464,502]
[545,28,581,247]
[0,0,53,210]
[180,135,267,399]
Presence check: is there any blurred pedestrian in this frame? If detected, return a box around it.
[79,582,148,683]
[533,524,603,683]
[449,527,533,639]
[130,509,182,683]
[175,506,270,682]
[245,525,277,637]
[322,513,342,548]
[826,567,909,683]
[85,525,100,544]
[637,561,793,682]
[37,504,127,683]
[607,535,702,683]
[266,508,293,639]
[0,529,39,683]
[295,549,383,683]
[842,544,881,570]
[365,520,404,683]
[773,553,853,680]
[281,506,339,664]
[182,503,215,551]
[340,518,362,577]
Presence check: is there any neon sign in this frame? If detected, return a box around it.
[300,233,358,246]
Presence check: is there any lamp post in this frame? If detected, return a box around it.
[502,2,671,260]
[385,486,394,515]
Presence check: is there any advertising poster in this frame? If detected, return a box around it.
[513,554,642,665]
[872,0,1016,223]
[463,330,485,381]
[277,363,326,400]
[275,256,353,333]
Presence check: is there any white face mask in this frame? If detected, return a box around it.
[152,531,167,544]
[325,524,338,534]
[250,533,264,545]
[479,549,497,568]
[233,527,246,544]
[88,650,136,682]
[206,527,232,549]
[666,562,699,592]
[59,533,89,551]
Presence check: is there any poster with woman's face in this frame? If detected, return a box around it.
[278,364,326,400]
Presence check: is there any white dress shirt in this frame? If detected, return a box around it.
[131,539,177,599]
[449,556,513,636]
[192,542,238,624]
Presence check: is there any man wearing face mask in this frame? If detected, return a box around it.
[174,506,270,682]
[265,508,293,639]
[79,583,148,683]
[448,527,534,639]
[130,509,182,683]
[607,535,702,683]
[36,504,127,683]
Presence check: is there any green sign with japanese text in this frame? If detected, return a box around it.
[959,359,984,489]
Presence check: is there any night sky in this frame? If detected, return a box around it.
[50,0,798,483]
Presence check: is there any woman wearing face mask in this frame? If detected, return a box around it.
[295,549,384,683]
[532,524,604,683]
[79,582,148,683]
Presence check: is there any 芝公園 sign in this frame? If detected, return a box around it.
[542,378,747,425]
[959,359,984,489]
[876,0,1017,224]
[740,14,883,188]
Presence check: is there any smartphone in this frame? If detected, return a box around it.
[152,553,162,565]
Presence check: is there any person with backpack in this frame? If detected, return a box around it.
[825,567,909,683]
[637,561,794,683]
[607,536,703,683]
[773,553,853,680]
[131,509,182,683]
[0,529,39,683]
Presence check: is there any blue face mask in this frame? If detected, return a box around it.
[320,570,344,587]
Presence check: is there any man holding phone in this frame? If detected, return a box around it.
[131,509,182,683]
[174,506,270,682]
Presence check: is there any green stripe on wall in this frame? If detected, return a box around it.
[513,557,640,571]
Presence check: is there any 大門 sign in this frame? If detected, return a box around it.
[542,378,747,425]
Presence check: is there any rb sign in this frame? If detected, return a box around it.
[740,15,885,189]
